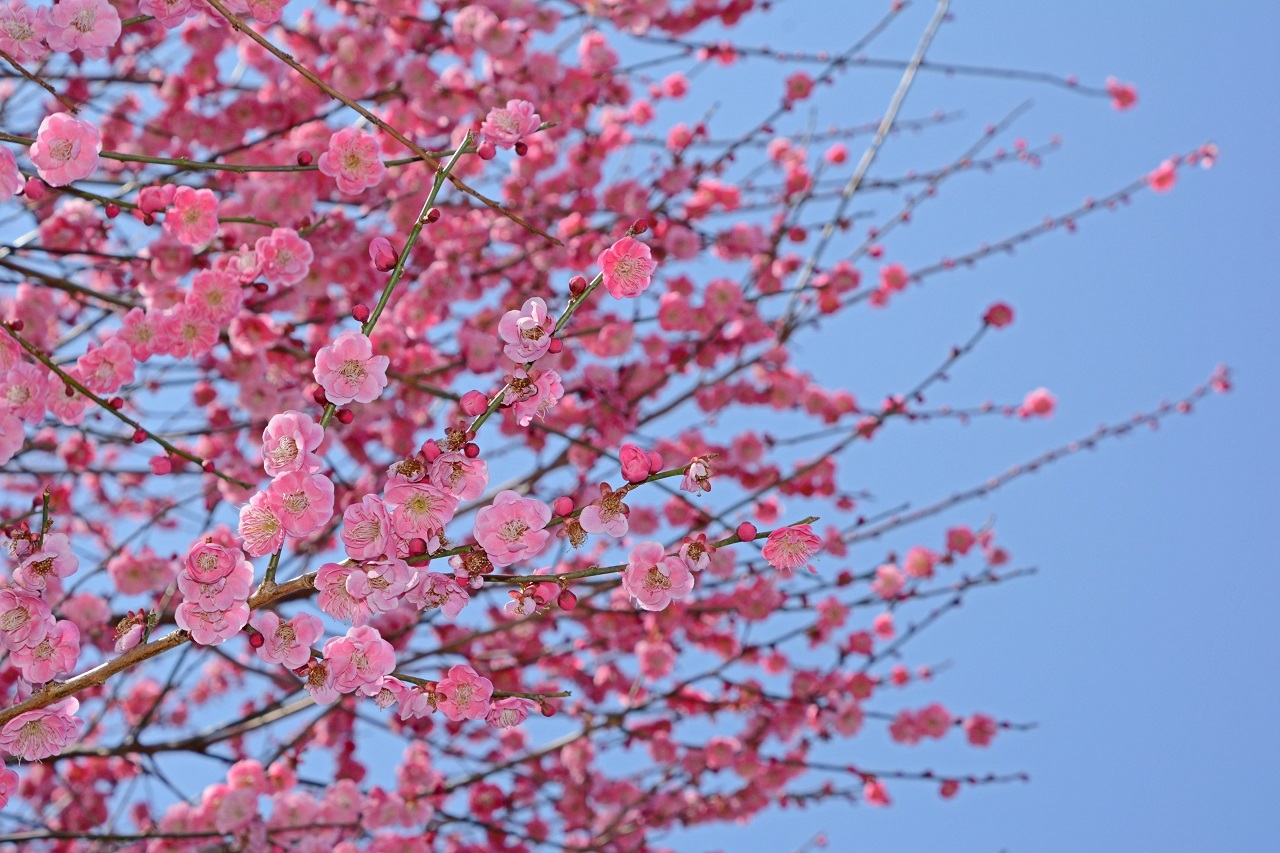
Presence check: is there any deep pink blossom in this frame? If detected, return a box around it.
[46,0,120,59]
[598,237,656,299]
[255,228,314,287]
[486,697,534,729]
[313,330,390,405]
[175,600,250,645]
[429,451,489,501]
[267,471,335,537]
[0,587,52,650]
[345,557,412,616]
[1017,387,1056,419]
[510,368,563,427]
[164,186,220,247]
[0,147,20,200]
[964,713,998,746]
[250,611,323,668]
[498,297,555,363]
[480,100,541,149]
[472,490,551,567]
[262,410,324,477]
[0,698,82,761]
[324,625,397,696]
[29,113,101,187]
[762,524,821,576]
[340,494,393,560]
[1148,158,1177,193]
[1106,76,1138,110]
[76,337,135,396]
[0,766,16,810]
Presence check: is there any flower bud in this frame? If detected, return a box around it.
[460,390,488,416]
[735,522,758,542]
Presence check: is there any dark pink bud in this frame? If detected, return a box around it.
[477,140,497,160]
[548,338,563,354]
[736,522,758,541]
[22,177,45,200]
[421,439,442,462]
[464,442,480,459]
[619,443,650,484]
[369,237,397,271]
[646,450,664,473]
[552,496,574,516]
[460,390,488,416]
[352,303,370,323]
[557,589,578,611]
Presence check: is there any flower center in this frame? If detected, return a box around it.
[644,565,671,591]
[282,491,310,515]
[28,557,54,577]
[269,436,299,466]
[498,519,529,543]
[2,19,33,40]
[1,606,29,631]
[453,684,473,706]
[71,7,97,32]
[339,359,367,383]
[275,624,296,644]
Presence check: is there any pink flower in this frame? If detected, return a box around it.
[178,557,251,612]
[139,0,198,28]
[0,766,17,810]
[405,572,470,619]
[498,297,555,363]
[175,600,250,645]
[480,99,541,149]
[1105,76,1138,111]
[13,532,78,592]
[1017,387,1056,419]
[983,302,1014,328]
[75,337,135,396]
[12,619,79,683]
[435,664,493,721]
[254,228,314,287]
[0,147,20,200]
[0,2,50,61]
[237,491,286,557]
[785,71,814,101]
[341,494,392,560]
[486,697,534,729]
[879,263,909,293]
[185,540,243,583]
[0,411,23,465]
[1148,158,1177,193]
[262,410,324,477]
[368,236,397,271]
[324,625,396,696]
[250,611,322,668]
[154,305,219,359]
[428,451,489,501]
[1,362,50,424]
[598,236,656,299]
[964,712,998,746]
[316,561,369,624]
[762,524,821,576]
[345,557,412,617]
[871,563,905,600]
[917,703,952,739]
[46,0,120,59]
[164,186,219,247]
[107,545,173,595]
[863,779,891,807]
[622,541,694,611]
[510,368,563,427]
[313,330,390,405]
[118,308,160,360]
[0,587,52,650]
[902,546,937,579]
[472,490,551,567]
[578,482,629,539]
[29,113,101,187]
[681,456,714,494]
[267,471,335,537]
[0,698,82,761]
[385,481,458,540]
[302,660,340,705]
[677,533,716,572]
[317,128,386,194]
[947,525,976,555]
[619,443,650,484]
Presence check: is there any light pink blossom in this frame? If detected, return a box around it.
[472,490,551,567]
[237,491,286,557]
[598,236,656,299]
[317,128,386,194]
[498,297,555,363]
[262,410,324,477]
[185,540,244,583]
[12,619,79,683]
[0,411,21,465]
[46,0,120,59]
[313,330,390,405]
[303,660,341,705]
[0,766,16,810]
[324,625,396,696]
[75,337,135,396]
[13,532,78,592]
[341,494,393,560]
[384,481,458,540]
[871,563,905,600]
[480,99,541,149]
[1148,159,1177,193]
[250,611,323,669]
[0,1,50,61]
[29,113,101,187]
[178,557,252,612]
[0,587,52,650]
[266,471,335,537]
[486,697,534,729]
[579,482,629,539]
[761,524,821,576]
[1,362,50,424]
[254,228,314,287]
[0,147,20,200]
[435,664,493,721]
[0,698,82,761]
[164,186,219,247]
[405,572,470,618]
[622,541,694,611]
[510,368,563,427]
[681,456,713,494]
[175,600,250,645]
[1017,387,1056,419]
[428,451,489,501]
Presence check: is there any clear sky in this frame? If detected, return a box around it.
[646,1,1279,850]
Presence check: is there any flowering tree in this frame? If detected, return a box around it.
[0,0,1228,849]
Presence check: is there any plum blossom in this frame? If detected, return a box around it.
[313,330,390,405]
[619,443,650,484]
[344,557,413,616]
[964,713,998,746]
[903,546,938,579]
[185,540,244,583]
[176,600,250,645]
[1106,76,1138,111]
[598,237,656,299]
[341,494,393,560]
[384,481,458,540]
[303,660,340,705]
[0,411,21,465]
[579,482,630,538]
[46,0,120,59]
[13,536,77,595]
[761,524,821,576]
[0,766,16,810]
[318,128,386,194]
[266,471,335,537]
[509,368,563,427]
[316,561,369,624]
[677,533,716,573]
[369,236,397,271]
[623,542,694,611]
[29,113,101,187]
[0,2,50,61]
[0,698,83,761]
[76,337,135,396]
[1,362,50,424]
[429,451,489,501]
[473,490,551,567]
[254,228,314,287]
[405,572,470,618]
[0,147,20,200]
[324,625,396,696]
[250,611,323,669]
[681,456,714,494]
[486,697,534,729]
[1017,387,1056,419]
[237,491,286,557]
[12,619,79,683]
[0,587,52,650]
[164,186,220,247]
[435,664,493,721]
[871,563,905,600]
[498,297,555,363]
[261,410,324,477]
[480,100,541,149]
[1148,158,1177,193]
[177,558,252,613]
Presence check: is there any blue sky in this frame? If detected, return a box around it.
[644,2,1279,850]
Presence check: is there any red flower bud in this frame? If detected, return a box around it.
[735,522,758,542]
[552,496,574,516]
[296,151,313,166]
[464,442,480,458]
[352,303,370,323]
[460,390,488,416]
[336,408,354,425]
[557,589,577,611]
